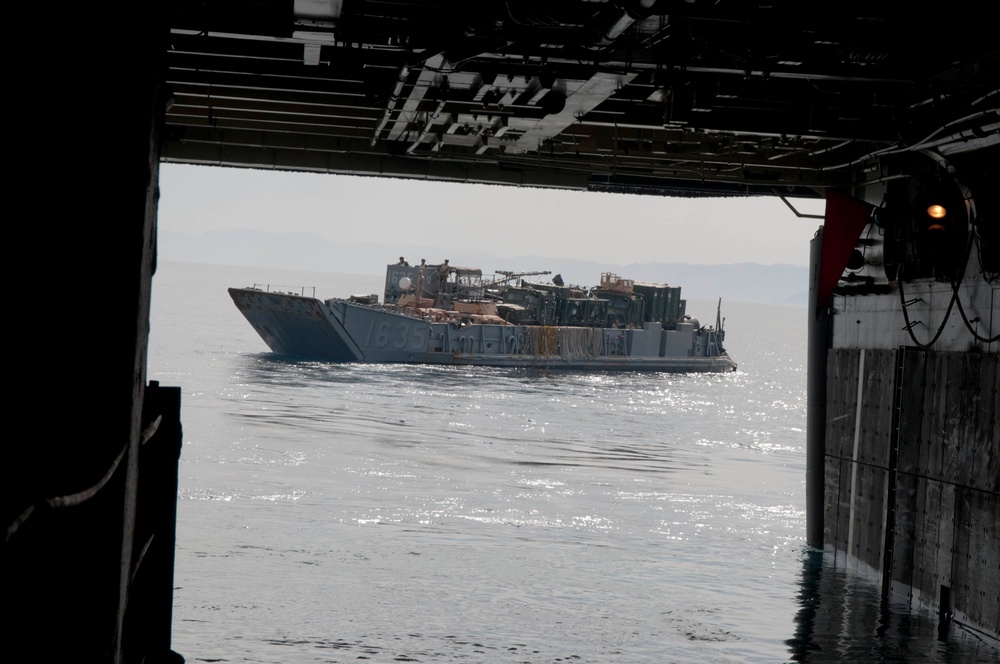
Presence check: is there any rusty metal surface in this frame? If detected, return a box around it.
[824,347,1000,640]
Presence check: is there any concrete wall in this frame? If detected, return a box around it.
[823,347,998,639]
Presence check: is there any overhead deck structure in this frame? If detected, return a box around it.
[7,2,998,662]
[163,1,995,196]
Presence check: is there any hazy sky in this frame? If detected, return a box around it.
[159,163,823,266]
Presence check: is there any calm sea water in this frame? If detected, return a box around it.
[148,261,994,663]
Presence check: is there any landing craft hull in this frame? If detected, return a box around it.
[229,288,737,372]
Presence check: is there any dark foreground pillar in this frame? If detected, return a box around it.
[806,229,829,548]
[3,6,181,663]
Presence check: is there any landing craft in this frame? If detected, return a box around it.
[230,263,736,372]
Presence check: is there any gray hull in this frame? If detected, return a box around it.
[229,288,737,372]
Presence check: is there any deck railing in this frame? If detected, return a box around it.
[253,284,316,298]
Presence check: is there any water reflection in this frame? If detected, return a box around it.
[154,265,995,662]
[788,549,997,662]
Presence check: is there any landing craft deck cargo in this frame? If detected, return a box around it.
[229,262,736,372]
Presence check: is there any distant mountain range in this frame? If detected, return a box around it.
[160,228,808,305]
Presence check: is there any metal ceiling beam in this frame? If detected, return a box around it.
[160,2,999,195]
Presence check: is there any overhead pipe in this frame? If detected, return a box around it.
[371,63,411,147]
[405,99,448,154]
[374,39,496,147]
[589,0,661,50]
[370,14,508,147]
